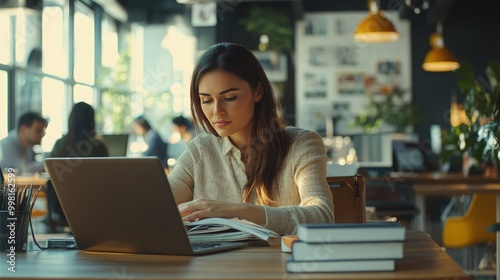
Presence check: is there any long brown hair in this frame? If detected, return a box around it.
[190,43,291,205]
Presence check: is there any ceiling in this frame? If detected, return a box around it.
[114,0,462,25]
[115,0,186,23]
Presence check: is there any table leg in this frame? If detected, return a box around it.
[413,193,426,232]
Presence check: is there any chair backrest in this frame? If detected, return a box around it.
[443,193,496,248]
[327,175,366,223]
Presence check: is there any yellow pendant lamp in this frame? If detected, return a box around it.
[422,23,460,72]
[354,0,399,43]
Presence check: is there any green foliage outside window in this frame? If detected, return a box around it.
[240,5,293,52]
[96,51,133,134]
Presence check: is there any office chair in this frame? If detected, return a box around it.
[442,193,496,273]
[327,174,366,223]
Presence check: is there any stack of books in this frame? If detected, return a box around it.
[286,222,406,273]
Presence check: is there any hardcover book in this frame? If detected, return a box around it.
[297,222,405,243]
[291,240,403,261]
[286,258,395,273]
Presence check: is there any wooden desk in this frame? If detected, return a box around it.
[2,230,470,280]
[366,172,498,227]
[2,174,49,217]
[368,172,500,280]
[2,174,49,188]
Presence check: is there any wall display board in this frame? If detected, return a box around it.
[295,12,411,136]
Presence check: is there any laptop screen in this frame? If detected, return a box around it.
[101,134,129,156]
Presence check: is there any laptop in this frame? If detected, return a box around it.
[100,134,129,156]
[44,157,247,255]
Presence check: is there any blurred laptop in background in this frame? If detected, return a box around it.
[101,134,129,157]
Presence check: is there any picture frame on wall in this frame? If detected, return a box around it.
[304,72,327,98]
[335,45,359,66]
[304,16,328,36]
[337,73,365,95]
[304,104,328,136]
[309,46,332,67]
[376,60,402,94]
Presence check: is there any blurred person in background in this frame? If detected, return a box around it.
[46,102,109,232]
[172,115,195,143]
[132,115,168,166]
[0,112,48,174]
[167,115,195,165]
[50,102,109,158]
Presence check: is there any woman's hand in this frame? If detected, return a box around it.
[178,198,266,225]
[178,198,238,222]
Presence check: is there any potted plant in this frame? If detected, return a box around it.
[352,88,423,134]
[441,60,500,176]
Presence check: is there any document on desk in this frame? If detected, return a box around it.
[185,218,280,242]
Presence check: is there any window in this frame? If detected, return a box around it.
[74,84,95,105]
[41,77,66,152]
[74,1,95,84]
[42,4,67,77]
[0,70,8,139]
[0,14,12,65]
[15,70,42,118]
[101,14,118,68]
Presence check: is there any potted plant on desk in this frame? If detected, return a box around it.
[441,60,500,176]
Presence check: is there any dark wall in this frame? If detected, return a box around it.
[213,2,298,125]
[411,0,500,143]
[210,0,500,141]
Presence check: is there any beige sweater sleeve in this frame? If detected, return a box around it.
[262,128,334,235]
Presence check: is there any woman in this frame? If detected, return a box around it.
[48,101,108,232]
[50,102,108,157]
[168,43,333,235]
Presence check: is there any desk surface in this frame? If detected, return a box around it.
[2,174,49,187]
[2,230,470,280]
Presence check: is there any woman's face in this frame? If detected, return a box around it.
[198,70,261,146]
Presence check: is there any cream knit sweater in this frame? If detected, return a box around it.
[167,126,334,235]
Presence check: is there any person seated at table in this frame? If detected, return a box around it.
[0,111,48,174]
[172,115,195,143]
[167,115,195,161]
[46,102,108,233]
[132,115,168,165]
[168,42,334,235]
[50,102,109,158]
